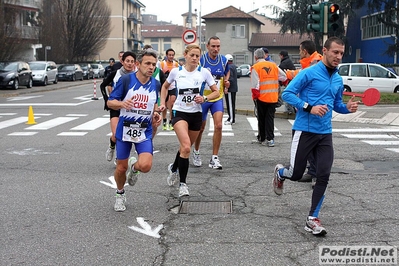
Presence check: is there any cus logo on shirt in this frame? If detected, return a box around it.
[131,94,149,109]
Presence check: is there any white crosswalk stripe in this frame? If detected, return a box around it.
[6,111,399,155]
[247,117,282,137]
[336,127,399,154]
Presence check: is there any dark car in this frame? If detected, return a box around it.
[236,67,242,78]
[79,63,94,80]
[57,64,84,81]
[0,61,33,90]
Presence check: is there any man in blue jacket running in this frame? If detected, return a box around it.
[272,37,359,236]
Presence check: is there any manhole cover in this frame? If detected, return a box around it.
[178,201,232,214]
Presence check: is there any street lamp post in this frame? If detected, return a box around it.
[45,46,51,61]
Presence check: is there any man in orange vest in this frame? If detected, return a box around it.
[251,48,287,147]
[285,40,323,80]
[160,48,179,130]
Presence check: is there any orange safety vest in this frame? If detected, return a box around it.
[160,60,179,73]
[252,61,280,103]
[286,52,323,80]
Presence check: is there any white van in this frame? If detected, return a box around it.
[28,61,58,86]
[338,63,399,93]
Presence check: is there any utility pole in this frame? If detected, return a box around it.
[198,0,202,50]
[322,1,328,44]
[187,0,192,29]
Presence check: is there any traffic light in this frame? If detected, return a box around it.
[328,3,340,32]
[307,3,324,32]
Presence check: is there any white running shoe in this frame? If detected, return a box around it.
[304,217,327,236]
[167,163,179,186]
[209,156,222,169]
[126,157,139,186]
[114,193,126,212]
[192,150,202,167]
[106,147,115,161]
[273,164,285,195]
[179,183,189,197]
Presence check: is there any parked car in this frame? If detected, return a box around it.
[91,63,105,78]
[237,64,251,77]
[79,63,94,79]
[338,63,399,93]
[0,61,33,90]
[236,67,242,78]
[28,61,58,86]
[57,64,84,81]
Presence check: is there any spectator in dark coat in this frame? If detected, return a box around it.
[224,54,238,125]
[278,50,295,71]
[111,51,124,71]
[278,51,296,115]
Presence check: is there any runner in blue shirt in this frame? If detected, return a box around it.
[192,36,230,170]
[107,49,162,212]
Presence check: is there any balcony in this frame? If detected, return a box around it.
[127,13,143,24]
[4,0,41,10]
[128,32,143,43]
[5,25,40,40]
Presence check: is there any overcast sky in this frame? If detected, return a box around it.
[141,0,280,25]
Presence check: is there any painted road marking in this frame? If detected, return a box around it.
[128,217,163,239]
[25,117,79,130]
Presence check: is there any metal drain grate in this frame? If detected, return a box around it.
[178,201,232,214]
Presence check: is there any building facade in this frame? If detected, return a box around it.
[344,5,397,64]
[141,13,200,60]
[2,0,41,61]
[100,0,145,61]
[202,5,264,65]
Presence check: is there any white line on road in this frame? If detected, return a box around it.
[25,117,79,130]
[361,140,399,145]
[70,117,109,130]
[341,134,399,139]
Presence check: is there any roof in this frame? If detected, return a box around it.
[181,12,197,17]
[141,25,187,38]
[202,5,264,25]
[249,33,310,48]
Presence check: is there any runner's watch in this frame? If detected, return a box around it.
[303,102,312,112]
[203,96,208,102]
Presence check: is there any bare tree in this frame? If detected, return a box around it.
[39,0,111,63]
[0,0,33,61]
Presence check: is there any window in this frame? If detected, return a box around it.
[338,65,349,76]
[163,43,171,51]
[164,37,171,42]
[151,44,159,51]
[150,38,158,42]
[232,24,245,38]
[350,65,367,77]
[369,65,388,78]
[361,12,395,39]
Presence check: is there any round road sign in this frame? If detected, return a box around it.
[182,29,197,44]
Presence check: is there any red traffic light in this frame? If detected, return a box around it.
[329,4,339,14]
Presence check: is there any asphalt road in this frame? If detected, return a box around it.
[0,79,398,265]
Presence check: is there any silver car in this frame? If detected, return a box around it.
[91,63,105,78]
[28,61,58,86]
[238,64,251,77]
